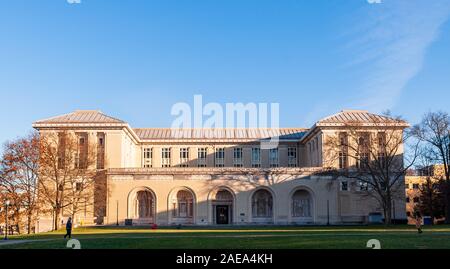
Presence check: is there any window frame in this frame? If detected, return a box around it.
[288,147,297,167]
[269,148,279,168]
[161,148,171,167]
[233,148,243,167]
[251,148,261,168]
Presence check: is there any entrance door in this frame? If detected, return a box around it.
[216,206,229,225]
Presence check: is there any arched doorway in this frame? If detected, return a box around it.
[291,189,314,223]
[212,189,234,225]
[128,187,156,225]
[170,188,196,224]
[251,189,273,223]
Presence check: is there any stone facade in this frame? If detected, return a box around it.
[33,109,408,231]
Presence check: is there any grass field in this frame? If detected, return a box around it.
[1,225,450,249]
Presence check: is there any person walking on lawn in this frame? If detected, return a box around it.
[64,217,73,239]
[415,213,423,234]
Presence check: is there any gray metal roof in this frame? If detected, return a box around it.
[34,110,125,124]
[33,109,408,142]
[317,110,408,125]
[133,128,307,140]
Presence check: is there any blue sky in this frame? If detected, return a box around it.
[1,0,450,144]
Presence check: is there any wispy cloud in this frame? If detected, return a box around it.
[345,0,450,112]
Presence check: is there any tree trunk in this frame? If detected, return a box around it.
[384,196,392,225]
[54,207,60,231]
[445,183,450,224]
[27,212,32,234]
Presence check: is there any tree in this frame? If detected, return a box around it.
[412,111,450,224]
[416,177,446,223]
[412,149,445,224]
[0,132,40,234]
[38,131,97,230]
[324,112,417,224]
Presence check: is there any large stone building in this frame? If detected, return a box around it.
[33,109,408,231]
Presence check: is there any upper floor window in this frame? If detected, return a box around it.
[143,148,152,168]
[197,148,207,167]
[412,183,420,190]
[162,148,171,167]
[251,148,261,168]
[269,148,279,168]
[97,133,105,169]
[356,133,370,170]
[377,132,387,168]
[76,133,88,169]
[215,148,225,167]
[338,132,348,169]
[57,132,66,169]
[233,148,243,167]
[288,147,297,167]
[180,148,189,167]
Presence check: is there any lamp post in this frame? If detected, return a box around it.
[4,200,10,241]
[116,200,119,226]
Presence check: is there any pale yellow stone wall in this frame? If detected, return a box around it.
[35,123,408,230]
[104,169,397,226]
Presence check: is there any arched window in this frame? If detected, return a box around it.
[215,190,233,201]
[174,190,194,218]
[135,191,153,219]
[252,189,273,218]
[292,190,312,217]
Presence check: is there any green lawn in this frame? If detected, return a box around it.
[1,225,450,249]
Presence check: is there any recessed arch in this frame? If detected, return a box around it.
[289,186,315,224]
[249,187,276,223]
[127,186,157,225]
[208,186,236,225]
[168,186,197,225]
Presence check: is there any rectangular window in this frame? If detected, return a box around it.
[288,147,297,167]
[215,148,225,167]
[413,197,420,203]
[251,148,261,168]
[340,181,349,191]
[57,132,66,169]
[269,148,279,168]
[406,197,410,203]
[356,133,370,170]
[97,133,105,169]
[162,148,171,167]
[76,182,83,192]
[143,148,153,168]
[413,183,420,190]
[180,148,189,167]
[358,181,368,191]
[197,148,207,167]
[378,132,387,168]
[233,148,243,167]
[338,132,348,169]
[76,133,88,169]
